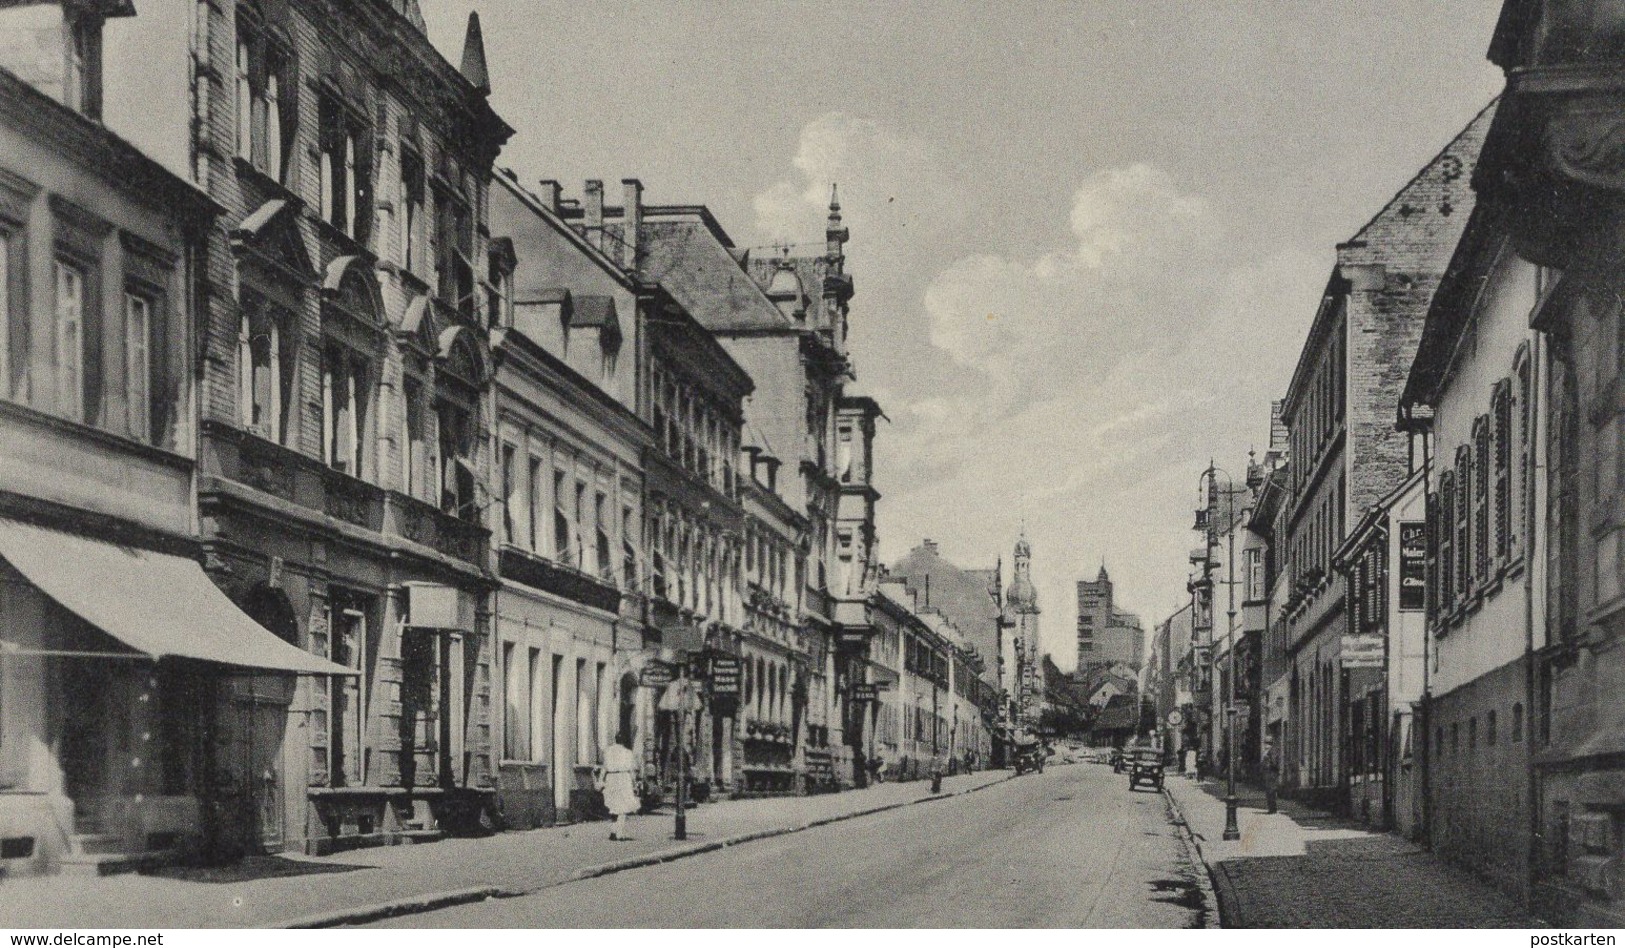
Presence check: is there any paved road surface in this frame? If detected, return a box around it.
[373,763,1206,928]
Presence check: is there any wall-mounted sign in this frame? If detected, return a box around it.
[1399,521,1426,612]
[850,684,880,703]
[1340,633,1384,669]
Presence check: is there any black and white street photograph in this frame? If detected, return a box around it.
[0,0,1615,934]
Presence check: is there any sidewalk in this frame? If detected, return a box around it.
[0,771,1009,929]
[1164,774,1535,928]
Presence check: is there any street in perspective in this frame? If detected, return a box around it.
[0,0,1619,933]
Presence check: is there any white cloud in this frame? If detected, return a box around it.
[752,115,1322,664]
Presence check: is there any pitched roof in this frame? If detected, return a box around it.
[636,219,790,332]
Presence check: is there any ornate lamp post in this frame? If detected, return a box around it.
[1198,462,1242,842]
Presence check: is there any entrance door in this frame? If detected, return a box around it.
[59,659,113,831]
[232,690,288,852]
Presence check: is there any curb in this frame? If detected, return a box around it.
[1161,781,1225,929]
[275,772,1016,928]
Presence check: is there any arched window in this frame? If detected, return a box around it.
[434,328,484,520]
[320,258,383,479]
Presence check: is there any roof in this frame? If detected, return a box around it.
[1401,199,1508,408]
[635,218,791,333]
[1092,693,1140,732]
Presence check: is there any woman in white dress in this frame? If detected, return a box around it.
[596,740,640,840]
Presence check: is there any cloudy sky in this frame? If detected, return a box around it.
[424,1,1505,664]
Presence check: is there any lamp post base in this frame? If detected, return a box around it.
[1222,795,1241,841]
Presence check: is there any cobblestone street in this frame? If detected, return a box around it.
[1165,773,1535,927]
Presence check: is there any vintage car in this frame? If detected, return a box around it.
[1127,746,1165,791]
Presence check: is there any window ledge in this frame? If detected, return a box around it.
[1585,592,1625,629]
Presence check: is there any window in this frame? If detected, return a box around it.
[329,598,368,787]
[837,425,853,483]
[595,491,611,578]
[1513,702,1525,742]
[503,641,522,760]
[53,261,86,421]
[319,94,371,243]
[500,443,517,544]
[124,292,151,441]
[1438,473,1455,611]
[1487,709,1498,746]
[527,457,542,551]
[400,144,425,275]
[1493,381,1512,565]
[234,23,291,181]
[527,648,544,762]
[435,399,473,518]
[486,254,511,329]
[403,378,426,498]
[1474,417,1491,581]
[1455,446,1471,601]
[322,344,370,477]
[574,481,587,570]
[1469,716,1478,750]
[239,293,296,444]
[0,229,14,401]
[1451,722,1459,754]
[622,506,636,588]
[552,470,569,561]
[434,185,473,318]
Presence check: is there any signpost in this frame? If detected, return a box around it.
[658,676,703,840]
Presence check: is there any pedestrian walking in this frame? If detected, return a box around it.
[1261,739,1280,814]
[597,740,640,841]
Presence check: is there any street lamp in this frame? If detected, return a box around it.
[1200,462,1242,842]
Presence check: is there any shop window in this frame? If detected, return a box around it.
[328,596,368,787]
[319,94,371,244]
[234,19,293,182]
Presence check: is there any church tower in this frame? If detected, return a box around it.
[1006,531,1044,728]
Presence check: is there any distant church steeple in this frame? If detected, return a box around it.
[1008,529,1038,614]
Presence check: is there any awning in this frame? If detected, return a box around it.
[0,519,353,675]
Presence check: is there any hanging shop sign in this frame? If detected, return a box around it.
[1399,521,1426,612]
[708,655,742,695]
[641,661,677,687]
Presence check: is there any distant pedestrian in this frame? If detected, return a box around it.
[868,754,885,784]
[597,740,640,841]
[1261,740,1281,814]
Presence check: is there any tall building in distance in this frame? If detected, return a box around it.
[1006,533,1043,727]
[1076,564,1145,674]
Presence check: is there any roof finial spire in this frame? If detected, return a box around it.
[460,11,491,95]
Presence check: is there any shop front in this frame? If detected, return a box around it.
[0,518,351,875]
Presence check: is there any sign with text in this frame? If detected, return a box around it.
[1399,521,1426,612]
[850,683,880,703]
[708,655,742,695]
[1340,634,1385,669]
[640,661,676,687]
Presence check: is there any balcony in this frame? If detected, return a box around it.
[499,545,620,613]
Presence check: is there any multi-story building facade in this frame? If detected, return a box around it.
[1466,1,1625,925]
[70,0,514,856]
[1274,108,1487,808]
[0,9,348,874]
[1076,565,1145,673]
[485,172,648,827]
[739,470,814,794]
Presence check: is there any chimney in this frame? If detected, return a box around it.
[536,180,560,215]
[622,179,643,272]
[763,456,782,493]
[922,539,938,556]
[584,180,604,249]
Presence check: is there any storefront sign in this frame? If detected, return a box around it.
[1340,634,1384,669]
[1399,521,1426,611]
[641,661,677,687]
[708,655,741,695]
[850,683,880,703]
